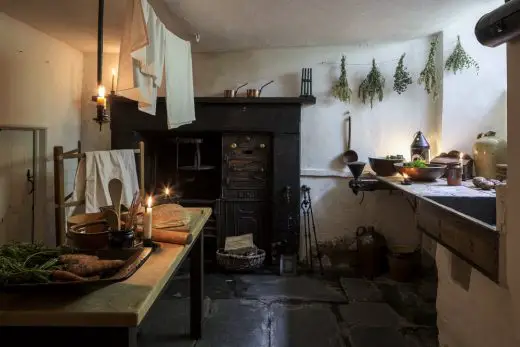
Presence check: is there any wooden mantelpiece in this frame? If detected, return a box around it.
[195,96,316,105]
[109,95,316,105]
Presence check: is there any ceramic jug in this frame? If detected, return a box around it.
[472,131,507,179]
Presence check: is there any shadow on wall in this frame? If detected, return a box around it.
[299,179,416,242]
[482,91,507,138]
[300,177,420,255]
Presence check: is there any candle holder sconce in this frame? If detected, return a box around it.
[91,93,111,131]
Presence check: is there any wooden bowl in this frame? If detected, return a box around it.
[67,220,110,250]
[369,157,405,176]
[394,163,447,182]
[67,212,104,229]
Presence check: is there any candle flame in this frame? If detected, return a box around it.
[112,68,116,76]
[164,187,170,196]
[147,196,152,208]
[97,85,106,98]
[403,173,409,179]
[459,152,464,160]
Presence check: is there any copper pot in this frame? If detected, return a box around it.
[224,82,248,97]
[246,80,274,97]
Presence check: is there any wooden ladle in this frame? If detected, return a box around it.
[108,178,123,230]
[342,116,359,164]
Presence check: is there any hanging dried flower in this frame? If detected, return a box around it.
[418,36,440,100]
[358,59,385,108]
[445,35,479,74]
[393,53,413,95]
[331,55,353,103]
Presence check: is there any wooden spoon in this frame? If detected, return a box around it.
[108,178,123,230]
[104,209,120,231]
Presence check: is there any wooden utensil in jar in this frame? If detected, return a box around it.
[108,178,123,230]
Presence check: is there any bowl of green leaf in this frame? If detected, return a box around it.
[394,160,446,181]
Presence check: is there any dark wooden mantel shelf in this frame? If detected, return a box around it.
[194,96,316,105]
[110,96,316,105]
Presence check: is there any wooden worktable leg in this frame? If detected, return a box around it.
[190,231,204,339]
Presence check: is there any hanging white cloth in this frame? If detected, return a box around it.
[117,0,165,115]
[117,0,196,127]
[164,29,195,128]
[71,150,139,213]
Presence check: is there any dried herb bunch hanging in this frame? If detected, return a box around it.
[418,37,440,100]
[358,59,385,108]
[445,35,479,74]
[331,55,353,103]
[393,53,413,94]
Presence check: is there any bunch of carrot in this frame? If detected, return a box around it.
[0,242,125,285]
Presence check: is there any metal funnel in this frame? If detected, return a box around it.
[347,161,366,180]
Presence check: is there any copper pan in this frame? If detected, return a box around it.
[246,80,274,97]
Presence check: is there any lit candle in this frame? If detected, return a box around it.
[401,173,412,185]
[143,196,153,241]
[164,187,170,197]
[459,152,464,167]
[111,68,116,93]
[97,85,106,108]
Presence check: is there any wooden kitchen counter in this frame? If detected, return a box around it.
[0,208,211,335]
[374,175,501,283]
[377,175,496,199]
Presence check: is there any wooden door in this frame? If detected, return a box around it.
[0,130,34,244]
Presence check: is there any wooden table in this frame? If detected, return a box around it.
[0,207,212,347]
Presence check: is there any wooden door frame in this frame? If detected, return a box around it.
[0,125,47,243]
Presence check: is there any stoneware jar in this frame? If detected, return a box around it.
[472,131,507,179]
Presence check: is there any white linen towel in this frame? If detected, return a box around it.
[82,150,139,213]
[117,0,196,128]
[117,0,165,115]
[165,29,195,129]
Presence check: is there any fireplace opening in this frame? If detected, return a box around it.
[143,131,223,200]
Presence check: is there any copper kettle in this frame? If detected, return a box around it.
[246,80,274,97]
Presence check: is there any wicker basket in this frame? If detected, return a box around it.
[216,248,266,271]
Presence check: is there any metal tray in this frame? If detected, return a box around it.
[0,247,153,292]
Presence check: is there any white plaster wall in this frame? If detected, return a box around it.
[80,52,119,151]
[0,14,83,244]
[300,177,419,247]
[193,39,437,173]
[192,40,437,246]
[441,2,507,155]
[436,245,519,347]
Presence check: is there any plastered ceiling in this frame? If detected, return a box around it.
[2,0,498,53]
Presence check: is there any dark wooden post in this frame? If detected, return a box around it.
[53,146,65,246]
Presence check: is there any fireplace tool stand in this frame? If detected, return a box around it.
[301,185,324,275]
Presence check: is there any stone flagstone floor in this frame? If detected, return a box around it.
[138,273,438,347]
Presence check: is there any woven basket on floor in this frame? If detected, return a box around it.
[216,248,266,271]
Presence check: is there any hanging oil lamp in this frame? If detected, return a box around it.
[92,0,110,131]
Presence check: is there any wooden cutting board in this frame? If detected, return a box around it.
[152,204,191,229]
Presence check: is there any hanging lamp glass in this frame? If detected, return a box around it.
[93,0,109,130]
